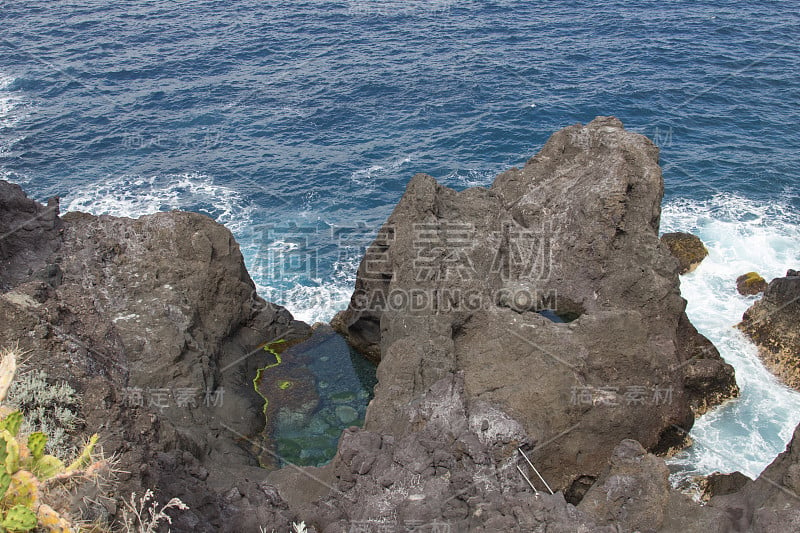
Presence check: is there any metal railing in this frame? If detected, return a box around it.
[516,447,554,495]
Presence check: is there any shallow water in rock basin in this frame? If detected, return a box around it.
[256,328,377,468]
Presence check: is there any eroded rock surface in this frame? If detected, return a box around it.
[738,269,800,390]
[275,374,800,533]
[0,183,309,530]
[13,115,800,531]
[333,117,737,492]
[0,181,63,291]
[578,439,671,532]
[703,422,800,532]
[271,373,609,532]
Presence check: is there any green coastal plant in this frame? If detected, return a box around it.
[7,368,81,456]
[0,347,104,532]
[259,521,308,533]
[0,347,192,532]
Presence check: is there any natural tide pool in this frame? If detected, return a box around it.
[254,325,377,468]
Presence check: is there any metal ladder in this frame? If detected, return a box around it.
[515,447,554,495]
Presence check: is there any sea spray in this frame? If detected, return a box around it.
[662,194,800,487]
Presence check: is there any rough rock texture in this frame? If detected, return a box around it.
[271,373,610,532]
[0,181,309,530]
[333,117,737,492]
[676,313,738,418]
[578,439,671,532]
[736,271,768,296]
[660,232,708,274]
[700,471,752,500]
[738,270,800,390]
[577,423,800,533]
[273,375,800,532]
[10,115,800,531]
[705,422,800,532]
[572,422,800,533]
[0,181,63,291]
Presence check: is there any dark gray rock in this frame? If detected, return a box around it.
[701,471,752,499]
[280,371,800,533]
[333,117,738,491]
[738,271,800,390]
[273,373,608,532]
[578,439,670,532]
[0,181,309,530]
[677,312,738,418]
[0,181,63,291]
[704,422,800,532]
[12,110,800,531]
[576,425,800,533]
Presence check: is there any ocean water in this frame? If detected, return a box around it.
[662,195,800,488]
[1,1,798,477]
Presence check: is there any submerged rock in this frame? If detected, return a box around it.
[736,271,768,296]
[661,231,708,274]
[738,270,800,390]
[335,405,358,424]
[333,117,737,492]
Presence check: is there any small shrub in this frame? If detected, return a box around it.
[7,368,81,456]
[0,346,107,531]
[0,348,190,532]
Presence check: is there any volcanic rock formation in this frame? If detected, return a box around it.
[333,117,738,493]
[0,180,309,530]
[6,118,800,532]
[739,269,800,390]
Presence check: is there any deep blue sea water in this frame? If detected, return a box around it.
[1,0,799,485]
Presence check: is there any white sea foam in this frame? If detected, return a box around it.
[248,236,363,324]
[662,193,800,487]
[63,173,254,236]
[0,75,23,125]
[348,156,411,191]
[444,168,496,189]
[257,280,356,325]
[0,96,18,128]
